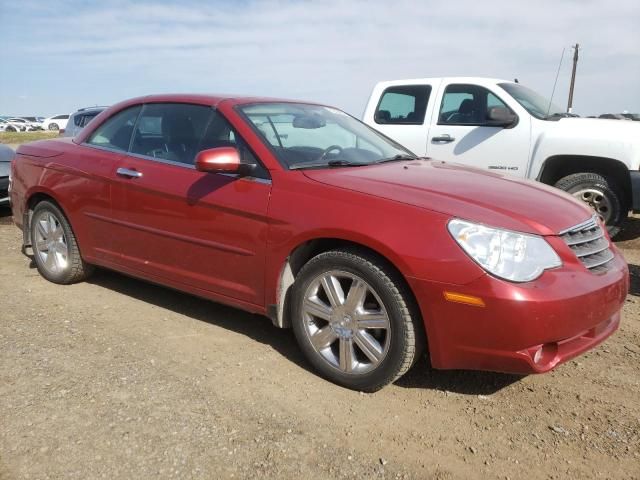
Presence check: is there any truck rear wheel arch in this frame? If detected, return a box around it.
[538,155,631,211]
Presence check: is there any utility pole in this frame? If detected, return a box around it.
[567,43,579,113]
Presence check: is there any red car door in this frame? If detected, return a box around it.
[70,105,143,264]
[109,103,272,307]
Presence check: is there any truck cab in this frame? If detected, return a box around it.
[363,77,640,235]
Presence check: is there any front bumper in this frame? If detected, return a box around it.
[631,171,640,212]
[409,249,629,374]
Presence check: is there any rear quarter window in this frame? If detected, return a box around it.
[374,85,431,125]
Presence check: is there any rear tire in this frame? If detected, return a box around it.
[30,201,94,284]
[291,249,422,392]
[554,172,625,237]
[48,123,59,131]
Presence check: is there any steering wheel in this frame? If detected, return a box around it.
[318,145,343,161]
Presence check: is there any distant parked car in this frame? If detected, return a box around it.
[0,144,14,205]
[20,117,45,129]
[598,113,632,120]
[0,120,19,132]
[42,114,70,131]
[621,113,640,121]
[5,118,29,132]
[63,106,108,137]
[7,117,42,131]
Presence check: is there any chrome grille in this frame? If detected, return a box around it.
[560,216,613,272]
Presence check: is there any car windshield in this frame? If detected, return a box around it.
[499,83,566,120]
[238,103,415,169]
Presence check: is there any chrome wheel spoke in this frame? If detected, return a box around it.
[339,337,355,373]
[344,279,367,311]
[356,311,389,329]
[303,297,333,320]
[311,325,338,350]
[354,330,383,364]
[322,275,344,308]
[35,239,49,251]
[321,275,344,307]
[57,241,68,259]
[44,250,56,271]
[48,215,57,235]
[37,220,48,239]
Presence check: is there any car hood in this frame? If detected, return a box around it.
[302,160,592,236]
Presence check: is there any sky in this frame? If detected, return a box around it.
[1,0,638,118]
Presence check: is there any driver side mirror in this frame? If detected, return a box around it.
[487,107,518,128]
[195,147,255,176]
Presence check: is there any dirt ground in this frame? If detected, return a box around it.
[1,207,638,480]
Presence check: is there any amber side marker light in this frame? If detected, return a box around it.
[443,291,486,307]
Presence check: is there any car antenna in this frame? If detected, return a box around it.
[547,47,566,117]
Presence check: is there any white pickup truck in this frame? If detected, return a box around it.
[363,77,640,234]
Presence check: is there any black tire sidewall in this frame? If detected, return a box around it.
[31,201,77,284]
[291,251,412,391]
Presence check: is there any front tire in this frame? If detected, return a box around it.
[291,249,421,392]
[30,201,93,284]
[554,172,625,237]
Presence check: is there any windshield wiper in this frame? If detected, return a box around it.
[289,159,368,170]
[375,154,418,164]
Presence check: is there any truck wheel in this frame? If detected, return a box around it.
[554,172,625,237]
[291,249,421,392]
[30,200,94,284]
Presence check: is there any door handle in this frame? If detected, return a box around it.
[431,134,456,143]
[116,167,143,178]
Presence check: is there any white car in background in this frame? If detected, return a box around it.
[6,118,42,131]
[0,120,19,132]
[42,114,70,131]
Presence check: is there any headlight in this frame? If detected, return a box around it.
[448,219,561,282]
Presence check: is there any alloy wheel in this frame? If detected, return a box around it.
[33,211,69,274]
[301,270,391,374]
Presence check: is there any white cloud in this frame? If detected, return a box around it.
[1,0,638,116]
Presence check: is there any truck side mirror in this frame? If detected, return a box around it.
[487,107,518,128]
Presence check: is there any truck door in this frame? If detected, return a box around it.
[426,82,531,177]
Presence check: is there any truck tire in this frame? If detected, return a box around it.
[554,172,625,237]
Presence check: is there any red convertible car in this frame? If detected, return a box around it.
[9,94,629,391]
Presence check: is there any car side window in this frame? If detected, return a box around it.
[86,106,142,152]
[130,104,270,178]
[198,111,270,179]
[375,85,431,125]
[438,84,509,125]
[130,103,213,165]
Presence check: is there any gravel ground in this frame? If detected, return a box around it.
[1,208,639,480]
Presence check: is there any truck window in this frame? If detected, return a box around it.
[374,85,431,125]
[439,84,509,125]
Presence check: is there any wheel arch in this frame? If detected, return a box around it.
[538,155,631,210]
[22,190,67,247]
